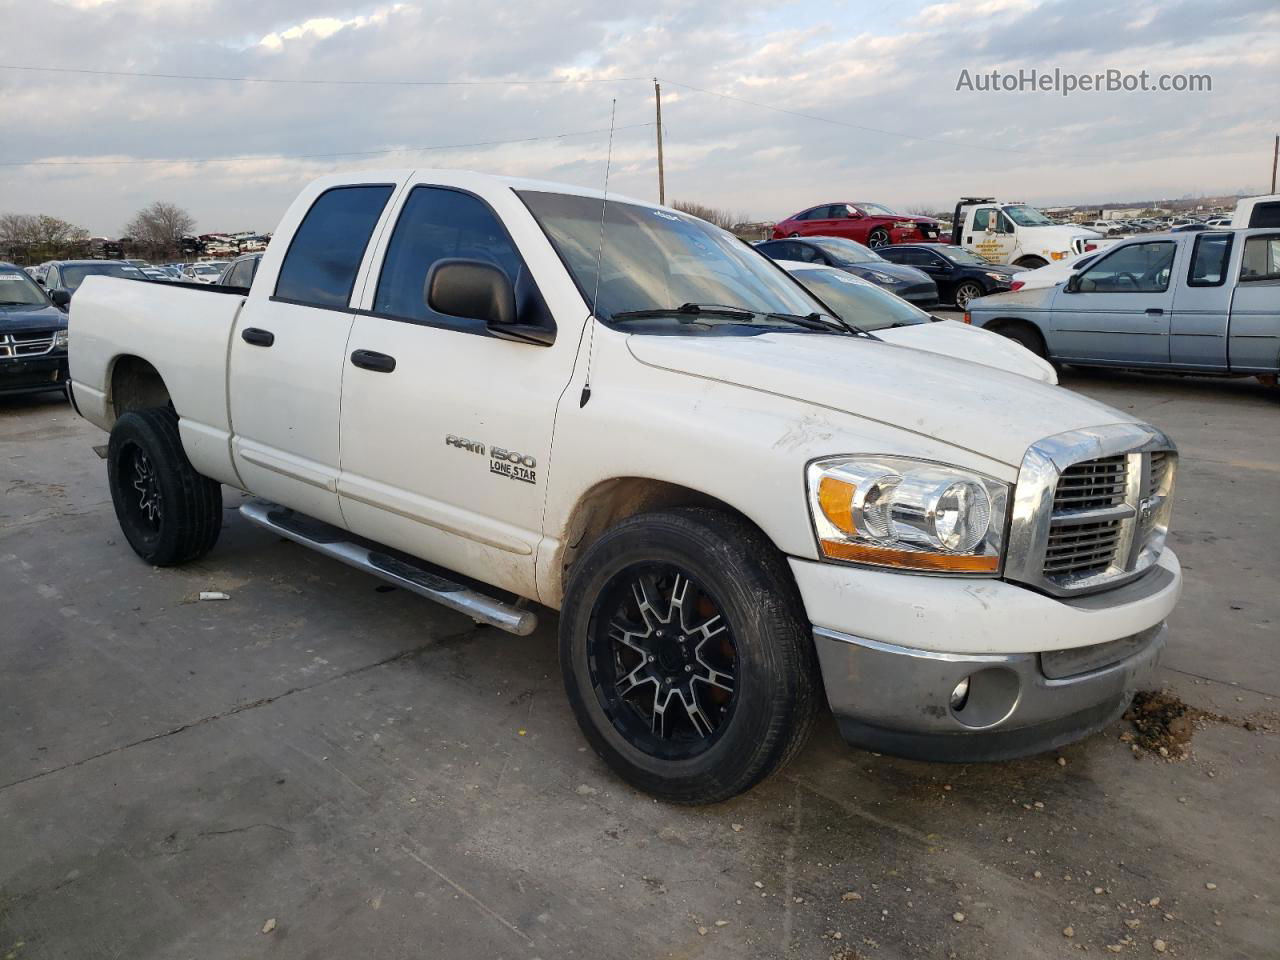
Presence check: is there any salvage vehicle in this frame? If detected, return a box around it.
[875,243,1016,308]
[951,198,1103,269]
[776,259,1055,382]
[0,263,70,397]
[772,202,941,247]
[755,237,938,306]
[70,170,1182,802]
[965,229,1280,376]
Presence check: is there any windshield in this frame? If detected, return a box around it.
[518,191,826,327]
[1003,204,1054,227]
[791,269,928,331]
[0,269,50,306]
[61,263,135,291]
[856,202,900,217]
[934,244,998,266]
[807,236,883,264]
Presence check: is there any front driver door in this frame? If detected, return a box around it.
[970,207,1017,263]
[1048,239,1177,365]
[337,183,577,600]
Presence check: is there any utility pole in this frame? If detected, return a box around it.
[654,79,665,205]
[1272,134,1278,194]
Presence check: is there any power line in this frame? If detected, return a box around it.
[0,63,649,87]
[658,78,1047,157]
[0,123,654,168]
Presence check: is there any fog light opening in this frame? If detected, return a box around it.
[950,676,971,711]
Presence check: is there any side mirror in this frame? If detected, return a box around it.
[1064,274,1081,293]
[425,259,554,345]
[35,276,46,286]
[49,288,71,308]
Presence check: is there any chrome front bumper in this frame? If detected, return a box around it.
[814,623,1165,762]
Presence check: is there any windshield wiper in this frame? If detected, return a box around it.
[611,302,756,322]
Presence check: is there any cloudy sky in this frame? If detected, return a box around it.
[1,0,1276,235]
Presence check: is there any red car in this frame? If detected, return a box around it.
[772,202,941,248]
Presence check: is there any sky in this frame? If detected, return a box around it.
[0,0,1276,236]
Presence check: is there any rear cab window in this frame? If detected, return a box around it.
[274,185,394,308]
[1239,234,1280,282]
[1187,233,1233,287]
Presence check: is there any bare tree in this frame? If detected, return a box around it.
[0,212,90,264]
[124,201,196,258]
[671,200,738,231]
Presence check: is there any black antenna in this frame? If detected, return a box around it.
[580,98,617,408]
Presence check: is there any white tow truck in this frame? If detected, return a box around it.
[951,198,1106,269]
[68,170,1182,802]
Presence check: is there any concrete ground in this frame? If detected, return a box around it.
[1,367,1277,960]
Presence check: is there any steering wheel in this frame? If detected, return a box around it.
[1115,272,1140,289]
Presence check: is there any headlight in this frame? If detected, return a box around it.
[807,457,1009,573]
[893,221,916,230]
[53,330,69,349]
[868,271,901,284]
[984,272,1007,282]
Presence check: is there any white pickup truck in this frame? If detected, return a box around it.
[69,170,1182,803]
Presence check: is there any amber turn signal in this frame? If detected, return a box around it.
[817,475,857,535]
[819,539,999,573]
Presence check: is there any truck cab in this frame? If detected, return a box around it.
[952,198,1104,269]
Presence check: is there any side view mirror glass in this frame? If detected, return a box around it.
[49,288,71,308]
[1064,274,1081,293]
[426,259,516,327]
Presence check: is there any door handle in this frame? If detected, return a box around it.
[241,327,275,347]
[350,349,397,373]
[1145,308,1164,316]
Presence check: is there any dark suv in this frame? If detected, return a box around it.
[0,263,70,397]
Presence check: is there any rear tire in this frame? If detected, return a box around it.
[107,408,222,566]
[559,508,820,804]
[954,280,984,309]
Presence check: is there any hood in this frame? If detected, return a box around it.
[968,285,1057,312]
[876,320,1056,383]
[626,332,1138,468]
[841,261,931,284]
[0,302,67,332]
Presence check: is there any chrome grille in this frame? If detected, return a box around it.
[1006,425,1178,597]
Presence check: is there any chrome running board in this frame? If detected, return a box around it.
[238,499,538,636]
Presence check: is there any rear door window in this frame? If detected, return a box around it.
[275,185,394,308]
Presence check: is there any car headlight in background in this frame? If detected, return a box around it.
[53,330,69,349]
[893,221,916,230]
[807,457,1009,573]
[867,271,902,284]
[984,272,1009,283]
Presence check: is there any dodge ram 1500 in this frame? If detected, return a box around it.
[69,170,1182,802]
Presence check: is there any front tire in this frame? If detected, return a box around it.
[993,322,1049,360]
[1014,256,1048,269]
[107,408,222,566]
[867,227,890,248]
[559,508,820,803]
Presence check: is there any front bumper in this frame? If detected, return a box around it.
[0,356,69,396]
[792,549,1181,761]
[814,623,1164,762]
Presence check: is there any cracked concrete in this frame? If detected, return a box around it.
[1,368,1277,959]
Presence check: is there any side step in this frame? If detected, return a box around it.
[238,500,538,636]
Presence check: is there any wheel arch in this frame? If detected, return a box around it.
[983,316,1050,354]
[108,354,173,423]
[1013,255,1048,269]
[547,476,788,608]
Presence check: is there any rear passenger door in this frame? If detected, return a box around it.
[228,181,399,527]
[1228,233,1280,372]
[1170,232,1233,370]
[336,183,575,599]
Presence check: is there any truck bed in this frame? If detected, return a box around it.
[68,275,248,486]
